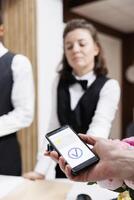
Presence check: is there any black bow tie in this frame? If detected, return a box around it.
[75,79,88,90]
[66,75,88,90]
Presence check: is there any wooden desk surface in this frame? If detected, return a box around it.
[1,179,71,200]
[0,176,119,200]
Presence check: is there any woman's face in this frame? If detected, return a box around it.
[64,28,99,76]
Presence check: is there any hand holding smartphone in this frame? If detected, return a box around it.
[45,125,99,175]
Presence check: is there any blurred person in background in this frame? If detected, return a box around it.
[0,13,34,176]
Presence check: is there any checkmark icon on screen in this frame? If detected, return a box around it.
[71,148,78,157]
[68,147,83,159]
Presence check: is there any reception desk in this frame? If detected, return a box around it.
[0,176,71,200]
[0,176,118,200]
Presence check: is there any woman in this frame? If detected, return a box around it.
[23,18,120,180]
[0,13,34,176]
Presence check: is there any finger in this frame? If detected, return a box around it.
[59,156,66,172]
[50,151,59,162]
[65,165,85,182]
[78,134,97,145]
[65,165,74,179]
[44,150,50,156]
[58,158,78,181]
[44,150,59,162]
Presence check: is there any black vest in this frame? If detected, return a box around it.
[0,52,21,176]
[0,52,14,115]
[57,75,108,134]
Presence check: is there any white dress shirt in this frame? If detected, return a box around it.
[0,42,34,137]
[35,71,120,179]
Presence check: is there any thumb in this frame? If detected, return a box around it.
[78,134,97,145]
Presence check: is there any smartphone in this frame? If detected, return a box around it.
[45,125,99,175]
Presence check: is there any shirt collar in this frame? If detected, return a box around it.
[73,71,96,87]
[0,42,8,57]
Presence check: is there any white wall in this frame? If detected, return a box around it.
[36,0,63,149]
[36,0,122,149]
[99,33,122,139]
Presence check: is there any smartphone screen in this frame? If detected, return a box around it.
[46,125,99,174]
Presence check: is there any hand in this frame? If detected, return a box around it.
[45,134,134,182]
[44,149,60,163]
[23,171,45,181]
[45,135,112,182]
[58,135,115,182]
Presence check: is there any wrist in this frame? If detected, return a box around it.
[34,170,45,178]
